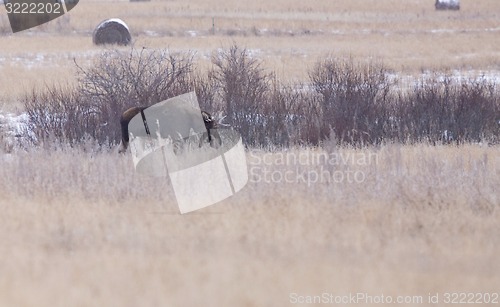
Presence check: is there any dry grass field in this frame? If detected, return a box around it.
[1,0,499,106]
[0,144,498,306]
[0,0,500,306]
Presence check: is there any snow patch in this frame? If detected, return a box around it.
[0,112,29,137]
[0,111,30,151]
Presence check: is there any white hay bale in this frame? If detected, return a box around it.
[435,0,460,10]
[93,18,131,46]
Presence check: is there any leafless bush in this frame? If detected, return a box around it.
[194,70,220,112]
[77,47,194,145]
[20,45,499,149]
[396,75,499,144]
[208,45,272,146]
[309,57,391,145]
[23,47,195,147]
[195,46,316,147]
[22,85,94,146]
[308,59,498,146]
[260,81,306,147]
[454,78,499,143]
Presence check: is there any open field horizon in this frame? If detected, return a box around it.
[0,144,499,306]
[1,0,500,106]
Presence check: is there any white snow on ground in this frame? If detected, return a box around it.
[0,112,28,137]
[387,70,500,91]
[436,0,459,4]
[0,112,29,151]
[143,30,159,37]
[0,50,103,69]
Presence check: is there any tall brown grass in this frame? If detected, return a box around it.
[0,143,498,306]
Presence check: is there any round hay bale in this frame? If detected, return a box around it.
[93,18,131,46]
[435,0,460,10]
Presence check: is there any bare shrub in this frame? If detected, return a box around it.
[263,81,320,147]
[22,48,194,147]
[309,60,498,146]
[20,45,499,149]
[77,47,194,145]
[396,75,499,144]
[209,45,272,146]
[309,57,391,145]
[194,70,220,113]
[22,85,94,146]
[453,78,499,143]
[294,91,323,146]
[196,46,315,147]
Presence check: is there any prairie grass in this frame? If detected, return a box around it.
[0,144,498,306]
[1,0,499,305]
[1,0,499,102]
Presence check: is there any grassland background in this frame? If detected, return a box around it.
[1,0,499,108]
[0,144,499,306]
[0,0,499,306]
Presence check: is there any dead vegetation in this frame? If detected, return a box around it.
[0,143,498,306]
[1,0,499,100]
[20,46,500,149]
[1,1,499,305]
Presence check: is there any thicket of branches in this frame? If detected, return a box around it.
[21,45,499,148]
[24,48,194,147]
